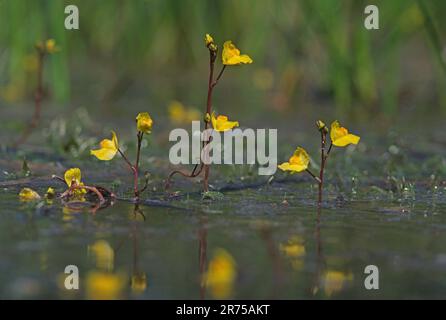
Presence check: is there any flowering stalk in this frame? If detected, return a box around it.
[14,41,54,147]
[117,132,143,201]
[278,120,360,208]
[90,113,153,202]
[166,34,250,193]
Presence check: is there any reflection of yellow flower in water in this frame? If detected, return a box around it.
[168,101,201,124]
[19,188,41,201]
[85,271,126,300]
[330,121,360,147]
[136,112,153,133]
[204,249,237,299]
[280,236,306,271]
[280,236,306,258]
[222,41,253,66]
[131,272,147,294]
[323,270,353,297]
[211,112,239,132]
[62,206,77,221]
[90,131,119,161]
[278,147,310,173]
[88,240,114,272]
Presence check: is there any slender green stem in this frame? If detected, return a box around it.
[306,169,321,184]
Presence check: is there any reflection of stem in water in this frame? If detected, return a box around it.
[311,208,326,296]
[198,215,208,300]
[258,225,283,299]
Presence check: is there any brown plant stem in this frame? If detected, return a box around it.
[60,184,105,204]
[202,51,216,193]
[14,50,45,147]
[166,49,225,193]
[318,130,327,208]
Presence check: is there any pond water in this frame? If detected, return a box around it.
[1,106,446,299]
[1,168,446,299]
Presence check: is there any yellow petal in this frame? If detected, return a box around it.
[90,131,119,161]
[211,112,239,132]
[19,188,41,201]
[136,112,153,133]
[330,121,360,147]
[222,41,253,66]
[278,162,308,173]
[278,147,310,173]
[64,168,82,187]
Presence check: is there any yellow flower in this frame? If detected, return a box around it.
[330,121,360,147]
[90,131,119,161]
[136,112,153,134]
[278,147,310,173]
[64,168,82,187]
[222,41,253,65]
[168,101,201,124]
[204,249,237,299]
[211,112,239,132]
[45,39,59,54]
[204,33,214,47]
[88,240,114,272]
[85,271,126,300]
[63,168,86,198]
[19,188,41,201]
[45,187,55,199]
[131,272,147,294]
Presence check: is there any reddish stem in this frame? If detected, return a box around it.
[14,50,45,147]
[318,131,327,207]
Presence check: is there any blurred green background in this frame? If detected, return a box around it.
[1,0,446,122]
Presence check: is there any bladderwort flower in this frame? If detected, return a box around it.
[278,147,310,173]
[57,168,110,206]
[278,120,360,208]
[19,187,41,202]
[136,112,153,134]
[222,41,253,66]
[90,131,119,161]
[210,112,239,132]
[330,120,360,147]
[91,113,153,201]
[166,34,252,194]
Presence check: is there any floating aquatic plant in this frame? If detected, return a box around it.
[90,113,153,201]
[279,120,360,207]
